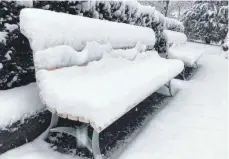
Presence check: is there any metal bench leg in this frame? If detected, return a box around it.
[164,80,173,97]
[50,112,59,128]
[168,80,173,97]
[182,65,187,80]
[92,130,102,159]
[194,61,199,69]
[49,124,102,158]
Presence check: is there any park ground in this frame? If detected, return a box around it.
[0,42,228,159]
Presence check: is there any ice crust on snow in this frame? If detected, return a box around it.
[36,51,184,131]
[20,8,156,52]
[0,83,45,128]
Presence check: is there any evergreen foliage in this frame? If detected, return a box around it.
[182,0,228,44]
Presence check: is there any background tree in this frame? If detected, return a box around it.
[167,1,194,20]
[182,0,228,44]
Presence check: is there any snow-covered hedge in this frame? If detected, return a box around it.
[0,0,183,89]
[164,17,184,32]
[0,1,34,90]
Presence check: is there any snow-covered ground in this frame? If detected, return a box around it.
[0,83,44,128]
[0,42,227,159]
[120,43,228,159]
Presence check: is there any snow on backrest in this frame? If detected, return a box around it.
[163,30,187,46]
[20,8,156,52]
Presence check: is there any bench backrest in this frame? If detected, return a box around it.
[163,30,187,49]
[20,8,156,53]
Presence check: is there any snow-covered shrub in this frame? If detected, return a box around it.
[0,1,34,90]
[182,1,228,44]
[164,17,184,32]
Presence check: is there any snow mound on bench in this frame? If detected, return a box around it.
[109,42,147,61]
[0,83,45,128]
[34,42,112,70]
[34,42,147,70]
[163,30,187,45]
[20,8,155,52]
[37,51,184,132]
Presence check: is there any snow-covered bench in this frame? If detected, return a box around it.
[163,30,203,80]
[20,8,184,158]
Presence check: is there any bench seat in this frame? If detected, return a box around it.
[37,51,184,132]
[168,46,203,66]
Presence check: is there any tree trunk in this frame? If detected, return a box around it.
[164,1,170,17]
[205,38,211,44]
[178,6,181,20]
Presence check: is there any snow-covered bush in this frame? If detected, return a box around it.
[182,1,228,44]
[164,17,184,32]
[0,0,183,89]
[0,1,34,90]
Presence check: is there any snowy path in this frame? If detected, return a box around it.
[120,43,228,159]
[0,43,227,159]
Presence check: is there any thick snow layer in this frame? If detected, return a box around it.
[34,42,112,70]
[0,83,45,128]
[163,29,187,44]
[20,8,155,52]
[120,49,228,159]
[0,31,7,44]
[168,44,203,66]
[36,51,183,131]
[109,48,139,61]
[109,43,147,61]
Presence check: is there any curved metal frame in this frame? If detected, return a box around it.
[182,61,199,81]
[182,64,187,80]
[48,113,102,159]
